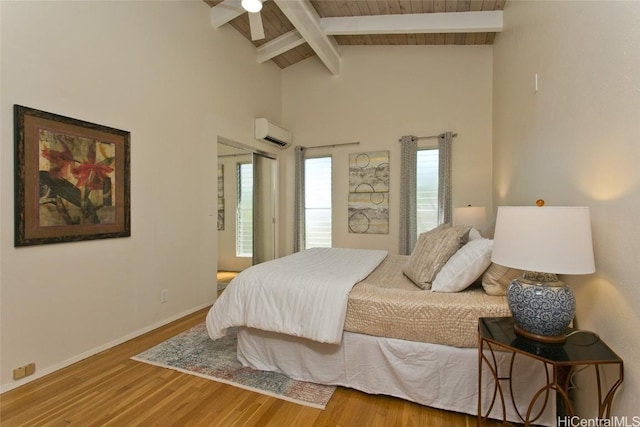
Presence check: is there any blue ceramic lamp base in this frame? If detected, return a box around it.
[507,271,576,344]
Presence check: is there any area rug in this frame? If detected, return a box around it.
[131,323,335,409]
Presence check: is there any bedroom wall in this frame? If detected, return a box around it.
[493,0,639,417]
[281,45,493,255]
[0,0,282,391]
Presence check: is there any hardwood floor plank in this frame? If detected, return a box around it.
[0,307,499,426]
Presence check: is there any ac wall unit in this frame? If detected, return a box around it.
[255,118,292,149]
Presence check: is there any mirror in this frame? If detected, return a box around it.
[252,152,277,264]
[217,137,277,287]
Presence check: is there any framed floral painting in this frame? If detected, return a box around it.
[14,105,130,246]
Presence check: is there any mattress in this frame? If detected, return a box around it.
[344,255,511,348]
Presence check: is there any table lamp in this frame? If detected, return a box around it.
[453,205,487,231]
[491,202,595,343]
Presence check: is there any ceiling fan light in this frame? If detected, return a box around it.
[241,0,263,13]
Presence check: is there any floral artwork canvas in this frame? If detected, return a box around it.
[39,130,117,226]
[14,105,130,246]
[217,164,224,231]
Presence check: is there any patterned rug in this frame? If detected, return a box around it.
[132,323,335,409]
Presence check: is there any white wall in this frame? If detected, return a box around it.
[0,0,282,391]
[493,1,639,417]
[281,46,494,255]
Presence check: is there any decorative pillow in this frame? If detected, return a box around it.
[403,224,471,289]
[468,227,483,241]
[432,238,494,292]
[481,263,524,296]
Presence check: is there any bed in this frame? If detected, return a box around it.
[206,225,555,425]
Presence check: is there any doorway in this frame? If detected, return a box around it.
[217,137,277,285]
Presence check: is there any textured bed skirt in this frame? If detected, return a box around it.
[237,327,555,426]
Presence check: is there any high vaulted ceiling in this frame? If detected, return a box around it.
[205,0,505,75]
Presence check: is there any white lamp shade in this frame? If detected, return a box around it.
[492,206,595,275]
[453,206,486,230]
[241,0,263,12]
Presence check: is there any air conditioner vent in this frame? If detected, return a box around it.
[255,118,292,149]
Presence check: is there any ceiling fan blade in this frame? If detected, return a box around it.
[211,0,245,28]
[248,12,265,41]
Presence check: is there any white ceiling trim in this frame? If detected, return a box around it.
[321,11,504,36]
[210,1,502,75]
[273,0,341,76]
[257,30,306,63]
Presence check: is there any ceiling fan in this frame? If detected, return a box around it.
[211,0,267,41]
[240,0,266,41]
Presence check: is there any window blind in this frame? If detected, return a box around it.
[304,156,332,249]
[236,162,253,257]
[416,149,439,234]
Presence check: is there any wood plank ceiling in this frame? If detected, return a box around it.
[205,0,505,73]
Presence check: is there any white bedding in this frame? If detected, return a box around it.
[206,247,388,344]
[237,328,556,426]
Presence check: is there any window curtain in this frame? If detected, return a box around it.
[399,135,417,255]
[399,132,454,254]
[293,146,306,252]
[438,132,453,225]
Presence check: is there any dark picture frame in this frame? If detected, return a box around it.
[14,105,131,246]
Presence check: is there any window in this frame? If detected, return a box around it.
[236,162,253,257]
[304,156,332,249]
[400,134,452,255]
[416,149,439,234]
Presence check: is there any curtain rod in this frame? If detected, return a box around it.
[306,141,360,149]
[417,132,458,140]
[399,133,458,142]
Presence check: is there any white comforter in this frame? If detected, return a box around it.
[206,247,388,344]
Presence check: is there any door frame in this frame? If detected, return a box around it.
[217,136,279,269]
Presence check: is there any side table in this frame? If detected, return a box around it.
[478,317,624,426]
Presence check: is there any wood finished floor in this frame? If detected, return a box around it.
[217,271,239,292]
[0,307,500,426]
[217,271,239,284]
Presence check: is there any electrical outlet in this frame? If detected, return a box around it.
[13,363,35,380]
[160,289,168,303]
[25,362,36,376]
[13,366,26,380]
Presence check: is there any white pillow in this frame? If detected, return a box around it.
[468,227,483,240]
[431,238,493,292]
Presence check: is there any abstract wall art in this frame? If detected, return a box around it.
[348,150,389,234]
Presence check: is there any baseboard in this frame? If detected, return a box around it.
[0,301,214,394]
